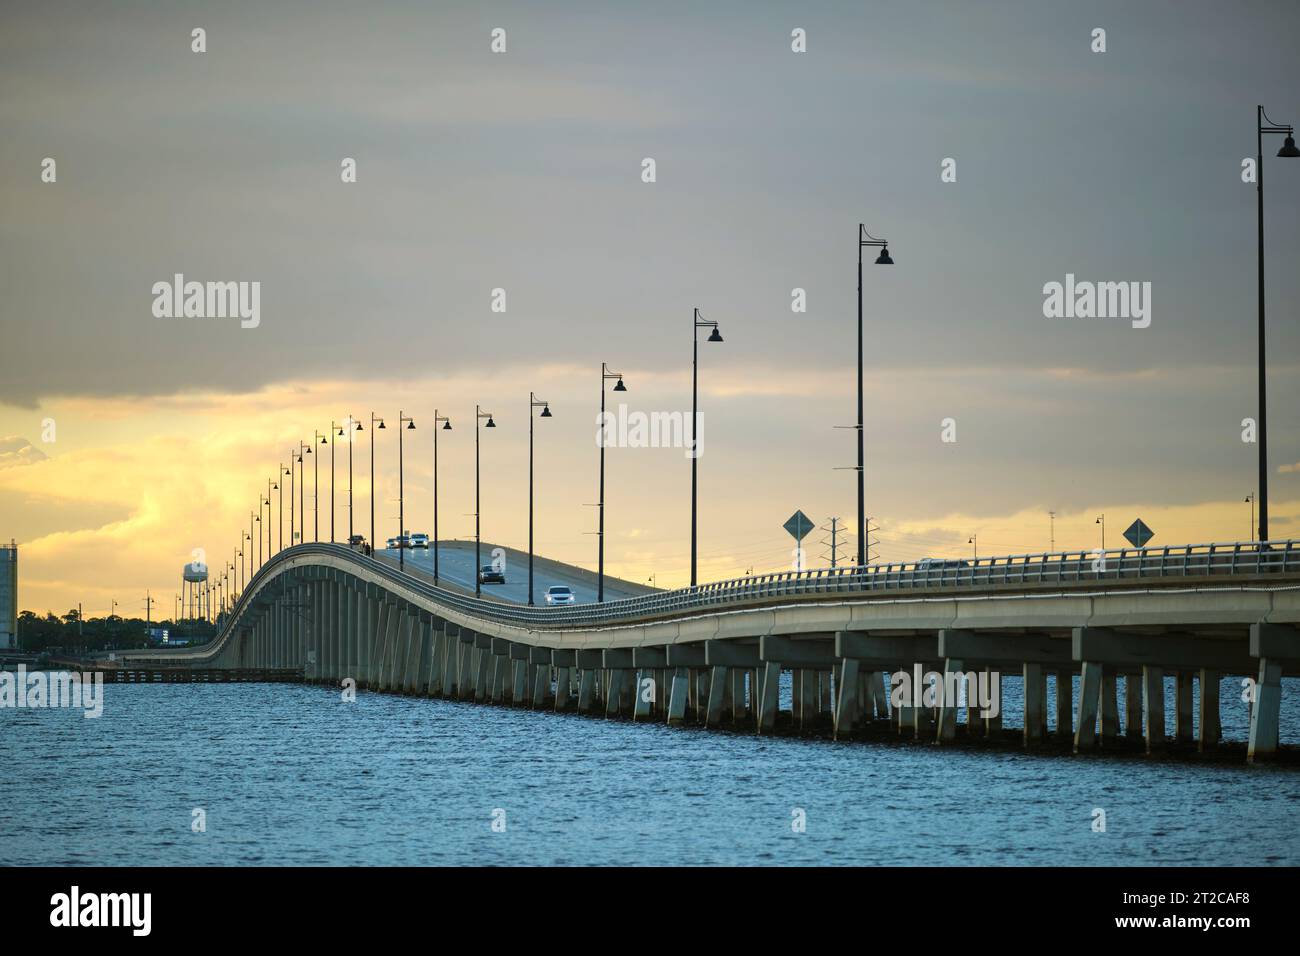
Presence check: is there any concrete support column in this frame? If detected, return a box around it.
[936,659,964,742]
[604,668,625,716]
[1247,659,1282,763]
[427,624,445,697]
[667,667,690,726]
[757,661,781,733]
[369,598,388,689]
[1198,669,1220,752]
[1100,672,1119,744]
[1124,673,1142,739]
[474,646,491,702]
[834,658,860,739]
[632,670,652,719]
[1074,661,1102,752]
[576,668,596,713]
[731,668,747,724]
[555,667,572,711]
[1142,665,1165,754]
[983,667,1002,738]
[704,666,728,728]
[1023,662,1044,746]
[1175,671,1194,743]
[1055,670,1072,739]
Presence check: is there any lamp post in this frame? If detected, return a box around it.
[528,392,552,605]
[597,362,627,602]
[968,535,977,560]
[398,412,415,571]
[475,405,496,597]
[314,431,326,541]
[279,464,288,552]
[370,413,385,550]
[691,309,723,586]
[265,479,276,559]
[433,410,451,583]
[288,452,296,547]
[856,224,892,568]
[1253,106,1298,542]
[330,421,341,542]
[1096,514,1105,550]
[347,416,360,541]
[298,441,310,544]
[1246,495,1255,542]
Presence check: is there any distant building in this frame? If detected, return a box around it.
[0,541,16,650]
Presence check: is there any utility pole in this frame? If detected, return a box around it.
[1049,511,1057,553]
[821,517,843,569]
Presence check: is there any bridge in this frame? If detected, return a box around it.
[114,539,1300,763]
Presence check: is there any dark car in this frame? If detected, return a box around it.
[347,534,366,548]
[478,564,505,584]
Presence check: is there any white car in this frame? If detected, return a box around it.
[409,533,429,549]
[544,585,575,606]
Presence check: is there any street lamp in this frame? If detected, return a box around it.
[330,422,341,542]
[597,362,627,602]
[314,431,326,541]
[1096,514,1105,550]
[279,464,288,552]
[528,392,552,605]
[399,412,415,571]
[370,413,385,550]
[1246,494,1255,543]
[288,452,297,547]
[475,405,496,597]
[347,416,360,541]
[1254,106,1298,542]
[968,535,977,560]
[856,223,892,568]
[691,308,723,586]
[265,480,276,559]
[433,410,451,583]
[298,440,311,544]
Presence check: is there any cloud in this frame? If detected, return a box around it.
[0,436,47,469]
[1279,463,1300,474]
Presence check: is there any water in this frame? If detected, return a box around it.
[2,677,1298,866]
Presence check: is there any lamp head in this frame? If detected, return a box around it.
[613,378,627,392]
[377,420,386,429]
[1279,134,1300,158]
[874,246,894,265]
[337,428,344,436]
[707,327,723,343]
[540,405,552,418]
[442,420,452,430]
[406,420,415,429]
[320,436,327,444]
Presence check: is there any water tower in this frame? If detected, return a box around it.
[181,561,209,621]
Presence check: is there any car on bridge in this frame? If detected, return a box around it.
[915,557,969,570]
[544,585,575,605]
[409,533,429,549]
[347,534,366,549]
[478,564,505,585]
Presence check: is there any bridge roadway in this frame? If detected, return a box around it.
[117,540,1300,763]
[373,539,652,605]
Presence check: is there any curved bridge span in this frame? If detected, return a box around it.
[118,541,1300,763]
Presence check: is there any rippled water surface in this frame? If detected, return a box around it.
[3,679,1298,866]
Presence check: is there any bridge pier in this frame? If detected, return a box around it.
[1175,671,1194,743]
[1125,674,1142,741]
[1198,669,1220,751]
[666,667,690,726]
[1142,665,1165,753]
[1023,662,1044,746]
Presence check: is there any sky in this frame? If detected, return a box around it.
[2,0,1300,616]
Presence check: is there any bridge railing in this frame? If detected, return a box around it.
[275,538,1300,631]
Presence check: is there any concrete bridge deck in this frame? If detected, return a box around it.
[114,540,1300,763]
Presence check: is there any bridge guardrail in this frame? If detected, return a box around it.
[209,539,1300,639]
